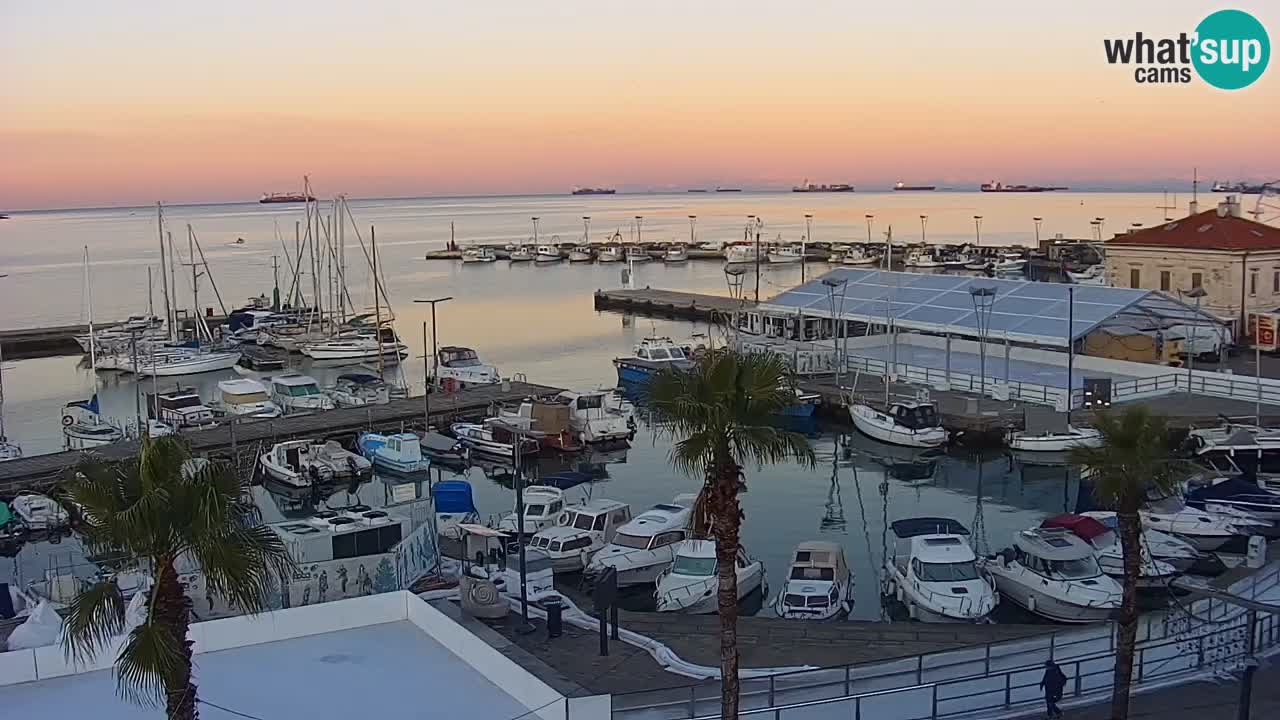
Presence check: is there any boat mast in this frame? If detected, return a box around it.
[156,203,174,342]
[188,225,202,345]
[167,231,178,341]
[1066,286,1074,424]
[84,246,96,372]
[373,225,384,375]
[147,267,154,318]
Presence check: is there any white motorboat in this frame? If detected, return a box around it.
[625,246,651,263]
[1184,476,1280,523]
[11,493,71,531]
[436,346,500,388]
[269,373,335,413]
[496,485,567,535]
[259,439,372,488]
[61,396,124,449]
[841,248,879,266]
[535,245,563,263]
[529,499,633,573]
[994,253,1027,273]
[300,327,407,362]
[773,541,853,620]
[1007,425,1103,452]
[1187,422,1280,491]
[849,402,948,448]
[942,254,972,268]
[1079,511,1200,572]
[904,250,944,269]
[655,539,766,614]
[258,323,334,352]
[569,246,594,263]
[597,246,624,263]
[885,518,998,622]
[325,373,390,407]
[724,244,760,265]
[451,419,540,458]
[1067,265,1106,285]
[767,245,804,264]
[129,348,241,377]
[461,247,497,264]
[509,246,535,263]
[146,386,216,429]
[555,389,633,444]
[1041,514,1181,588]
[964,259,991,271]
[613,336,695,385]
[980,528,1122,623]
[664,245,689,263]
[586,494,697,586]
[357,431,429,474]
[1141,495,1268,551]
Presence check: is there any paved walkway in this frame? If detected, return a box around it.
[1051,663,1279,720]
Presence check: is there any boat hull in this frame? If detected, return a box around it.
[134,352,241,377]
[849,405,947,448]
[1007,428,1103,452]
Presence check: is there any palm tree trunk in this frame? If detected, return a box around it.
[710,459,742,720]
[1111,507,1142,720]
[157,561,199,720]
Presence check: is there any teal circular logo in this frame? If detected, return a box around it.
[1193,9,1270,90]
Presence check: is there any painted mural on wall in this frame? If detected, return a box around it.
[190,551,410,619]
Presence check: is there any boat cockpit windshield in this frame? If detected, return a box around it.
[611,532,651,549]
[790,566,835,581]
[1015,548,1102,581]
[672,555,717,576]
[278,382,321,396]
[915,560,980,582]
[441,349,481,367]
[895,404,939,430]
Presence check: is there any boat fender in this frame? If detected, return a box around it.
[1026,595,1036,613]
[557,511,572,526]
[907,601,917,620]
[62,415,74,426]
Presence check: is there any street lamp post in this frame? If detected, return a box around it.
[823,277,848,398]
[1033,216,1043,245]
[973,215,983,246]
[970,285,997,410]
[803,213,813,283]
[725,266,746,347]
[920,215,928,244]
[1180,286,1208,396]
[688,215,697,245]
[413,297,453,429]
[531,217,540,246]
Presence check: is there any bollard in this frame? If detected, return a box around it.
[545,596,563,639]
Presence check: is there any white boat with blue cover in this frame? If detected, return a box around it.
[849,401,947,448]
[358,431,430,474]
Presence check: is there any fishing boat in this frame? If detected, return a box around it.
[215,378,281,418]
[885,518,998,622]
[613,337,694,385]
[325,373,390,407]
[436,346,500,388]
[535,245,562,263]
[767,245,804,264]
[773,541,854,620]
[509,246,535,263]
[259,439,372,488]
[993,253,1027,273]
[568,246,594,263]
[1007,425,1103,452]
[725,244,760,265]
[496,485,567,535]
[461,247,497,264]
[529,499,633,573]
[300,326,407,363]
[655,539,766,614]
[555,389,634,444]
[61,395,124,449]
[1079,511,1200,572]
[1040,514,1180,588]
[979,527,1122,623]
[451,419,540,458]
[625,246,651,263]
[585,494,698,587]
[904,250,944,269]
[841,248,879,266]
[849,401,947,448]
[357,431,430,474]
[664,245,689,263]
[269,373,335,413]
[10,493,70,531]
[597,246,624,263]
[146,386,216,429]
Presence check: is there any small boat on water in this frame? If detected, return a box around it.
[885,518,998,622]
[724,244,760,265]
[535,245,563,263]
[779,387,821,417]
[496,485,567,535]
[980,527,1122,623]
[509,246,535,263]
[904,250,944,269]
[773,541,853,620]
[555,389,634,444]
[420,430,469,466]
[357,431,430,474]
[259,439,372,487]
[234,346,289,375]
[597,246,624,263]
[655,539,766,614]
[1040,514,1180,588]
[61,395,124,449]
[1007,425,1102,452]
[585,494,698,587]
[1140,495,1266,552]
[568,246,594,263]
[841,248,879,266]
[849,401,948,448]
[529,499,633,573]
[964,259,991,271]
[664,245,689,263]
[436,346,500,388]
[1079,511,1200,572]
[215,378,281,418]
[10,492,70,531]
[269,373,335,413]
[325,373,390,407]
[613,337,694,385]
[767,245,804,264]
[451,419,540,458]
[147,386,216,429]
[994,253,1027,273]
[129,348,241,377]
[461,247,497,264]
[625,246,651,263]
[1067,264,1106,285]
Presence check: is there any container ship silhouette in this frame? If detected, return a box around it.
[792,179,854,193]
[259,192,316,204]
[571,187,616,195]
[980,181,1068,193]
[893,181,936,191]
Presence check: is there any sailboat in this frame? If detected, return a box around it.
[64,248,124,449]
[0,320,20,461]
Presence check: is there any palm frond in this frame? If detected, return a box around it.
[192,524,293,613]
[114,621,186,708]
[61,579,127,663]
[1069,406,1188,510]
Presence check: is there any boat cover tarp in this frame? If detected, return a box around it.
[432,480,478,513]
[421,431,463,454]
[0,501,13,529]
[1186,477,1280,505]
[1041,513,1111,541]
[338,373,382,385]
[1024,407,1069,435]
[538,471,593,490]
[6,601,63,650]
[890,517,970,538]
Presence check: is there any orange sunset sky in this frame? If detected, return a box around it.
[2,1,1277,209]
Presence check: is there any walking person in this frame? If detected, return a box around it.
[1040,659,1067,719]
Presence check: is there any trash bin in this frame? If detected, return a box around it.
[545,596,563,639]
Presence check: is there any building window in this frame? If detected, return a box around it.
[1191,272,1203,289]
[1130,268,1140,288]
[1251,271,1259,297]
[1160,271,1171,292]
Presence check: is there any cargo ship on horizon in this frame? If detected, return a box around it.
[259,192,316,204]
[715,186,742,192]
[571,186,616,195]
[792,179,854,193]
[980,181,1068,193]
[893,181,936,191]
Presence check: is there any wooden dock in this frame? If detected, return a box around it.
[0,314,225,360]
[0,381,562,494]
[593,288,750,322]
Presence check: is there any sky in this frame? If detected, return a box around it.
[3,1,1278,209]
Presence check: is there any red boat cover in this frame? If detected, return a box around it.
[1040,513,1111,542]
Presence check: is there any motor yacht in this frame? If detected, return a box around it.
[496,485,567,536]
[585,494,697,586]
[146,386,216,429]
[357,431,430,474]
[10,493,71,531]
[436,346,500,388]
[724,244,760,265]
[1041,514,1180,588]
[1078,511,1200,572]
[299,326,407,363]
[664,245,689,263]
[215,378,281,418]
[259,439,372,488]
[773,541,854,620]
[269,373,335,413]
[885,518,998,622]
[325,373,391,407]
[555,389,634,444]
[849,401,948,448]
[1007,425,1103,452]
[613,337,694,385]
[528,499,632,573]
[980,527,1121,623]
[451,419,540,458]
[655,539,766,614]
[461,247,497,264]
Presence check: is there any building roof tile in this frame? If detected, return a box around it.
[1106,206,1280,251]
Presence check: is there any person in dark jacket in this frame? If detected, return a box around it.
[1039,659,1067,718]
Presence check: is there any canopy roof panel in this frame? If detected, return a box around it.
[758,268,1222,347]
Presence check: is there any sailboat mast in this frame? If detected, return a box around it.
[147,267,154,318]
[189,225,202,343]
[84,246,97,371]
[167,231,178,340]
[373,225,384,374]
[156,203,173,341]
[1066,286,1074,424]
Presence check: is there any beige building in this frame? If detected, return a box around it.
[1104,197,1280,334]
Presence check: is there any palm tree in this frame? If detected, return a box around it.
[60,436,292,720]
[1069,406,1186,720]
[648,349,815,720]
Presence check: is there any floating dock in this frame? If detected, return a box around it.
[0,380,562,495]
[593,288,750,322]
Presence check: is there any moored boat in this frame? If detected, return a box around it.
[885,518,998,622]
[461,247,497,264]
[849,401,948,448]
[585,494,697,587]
[436,346,500,388]
[216,378,281,418]
[269,373,335,413]
[357,431,430,474]
[773,541,853,620]
[1007,425,1103,452]
[664,245,689,263]
[259,439,372,487]
[980,527,1122,623]
[496,484,567,535]
[568,246,594,263]
[1041,514,1180,588]
[655,539,766,614]
[529,499,633,573]
[613,337,694,385]
[451,419,540,458]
